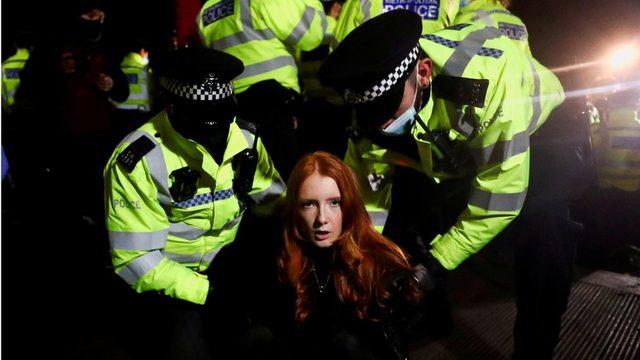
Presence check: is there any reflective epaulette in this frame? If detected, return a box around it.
[117,135,156,173]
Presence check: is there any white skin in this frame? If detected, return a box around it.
[298,171,343,248]
[380,58,434,130]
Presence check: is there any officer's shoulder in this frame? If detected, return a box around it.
[235,118,258,135]
[116,134,157,173]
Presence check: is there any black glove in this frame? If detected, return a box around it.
[412,254,447,294]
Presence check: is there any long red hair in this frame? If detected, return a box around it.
[278,151,417,324]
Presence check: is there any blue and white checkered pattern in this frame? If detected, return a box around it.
[344,45,420,104]
[422,34,503,59]
[160,73,234,101]
[173,188,234,209]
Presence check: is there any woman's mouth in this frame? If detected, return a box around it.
[314,230,330,241]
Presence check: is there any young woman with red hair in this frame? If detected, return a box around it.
[278,151,426,360]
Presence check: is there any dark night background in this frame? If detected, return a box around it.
[2,0,640,90]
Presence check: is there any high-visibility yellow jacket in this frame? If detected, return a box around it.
[453,0,531,55]
[346,23,565,270]
[104,111,285,304]
[2,48,30,113]
[112,52,152,112]
[197,0,335,94]
[592,106,640,192]
[331,0,460,50]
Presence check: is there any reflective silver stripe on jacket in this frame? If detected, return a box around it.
[109,229,169,250]
[236,56,298,80]
[285,5,316,46]
[526,58,543,134]
[249,179,286,203]
[474,10,496,27]
[368,210,389,228]
[123,131,172,206]
[163,251,202,264]
[117,250,165,285]
[471,130,530,165]
[361,0,371,21]
[145,135,173,205]
[442,27,502,76]
[163,247,224,265]
[240,128,256,148]
[468,187,527,212]
[169,222,208,240]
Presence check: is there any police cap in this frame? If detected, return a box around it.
[319,9,422,126]
[155,47,244,103]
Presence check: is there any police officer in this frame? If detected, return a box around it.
[104,47,285,359]
[110,38,153,139]
[2,33,31,115]
[197,0,336,179]
[319,10,568,357]
[331,0,460,50]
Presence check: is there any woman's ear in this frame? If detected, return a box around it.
[417,58,433,88]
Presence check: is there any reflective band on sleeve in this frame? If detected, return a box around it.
[471,130,529,165]
[240,129,255,148]
[368,210,389,227]
[210,0,276,50]
[169,222,208,240]
[250,179,286,203]
[526,59,543,134]
[320,10,328,36]
[361,0,371,21]
[285,6,316,46]
[473,10,496,27]
[128,132,172,206]
[468,188,528,212]
[163,251,202,264]
[212,28,276,50]
[109,229,168,250]
[442,27,502,76]
[117,250,164,285]
[202,247,224,265]
[237,56,297,80]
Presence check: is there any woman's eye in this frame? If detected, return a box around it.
[330,199,341,206]
[301,201,315,208]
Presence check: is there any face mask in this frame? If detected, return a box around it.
[381,71,421,137]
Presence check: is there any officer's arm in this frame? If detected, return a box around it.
[105,143,209,305]
[260,0,334,51]
[429,110,530,270]
[246,136,286,216]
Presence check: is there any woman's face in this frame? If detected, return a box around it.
[298,171,343,248]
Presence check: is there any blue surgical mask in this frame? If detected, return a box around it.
[381,71,420,137]
[381,106,416,136]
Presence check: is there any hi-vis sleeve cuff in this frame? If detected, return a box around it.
[249,179,286,204]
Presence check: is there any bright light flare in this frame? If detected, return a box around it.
[607,44,639,69]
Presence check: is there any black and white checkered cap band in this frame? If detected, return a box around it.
[344,45,420,104]
[159,74,234,101]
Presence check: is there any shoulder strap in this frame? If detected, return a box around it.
[117,135,156,173]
